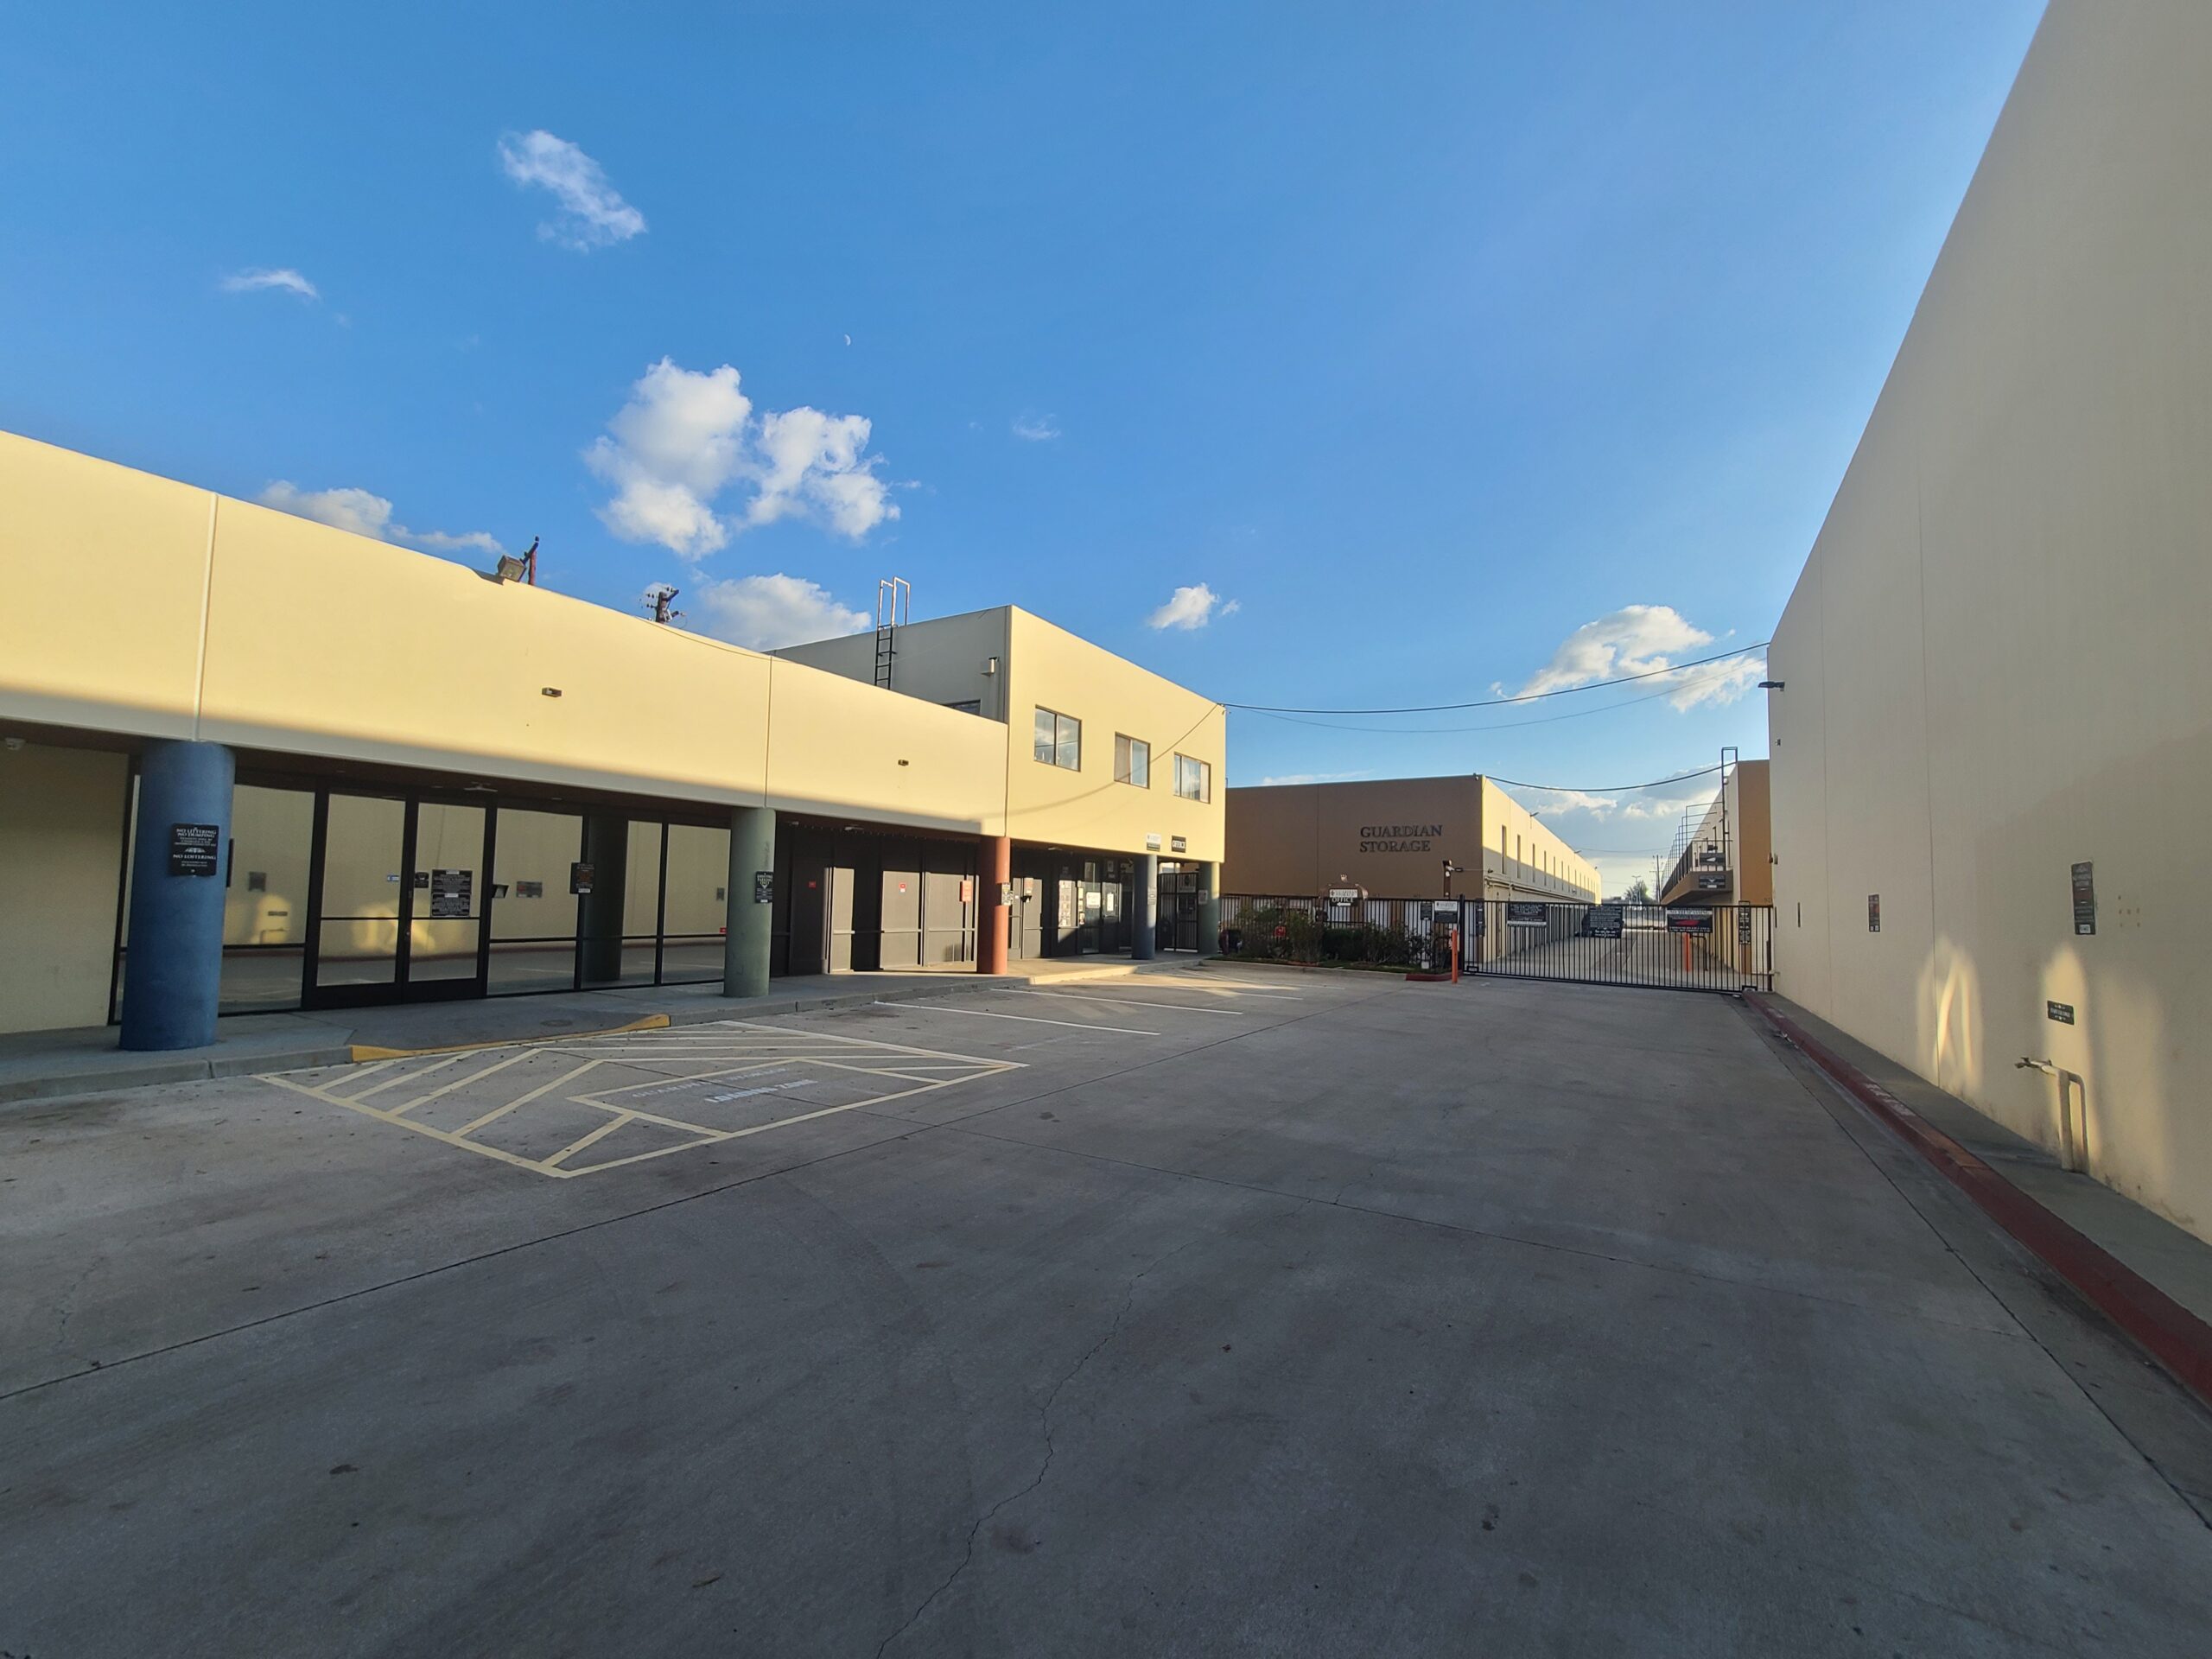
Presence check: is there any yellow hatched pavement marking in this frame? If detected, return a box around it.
[263,1017,1023,1179]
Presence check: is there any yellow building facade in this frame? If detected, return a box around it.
[1768,2,2212,1242]
[0,432,1226,1039]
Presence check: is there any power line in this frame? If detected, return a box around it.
[1484,763,1726,794]
[1244,658,1757,735]
[1224,641,1769,715]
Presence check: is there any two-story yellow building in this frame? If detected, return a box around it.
[0,432,1225,1047]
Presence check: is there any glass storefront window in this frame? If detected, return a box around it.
[221,785,313,1010]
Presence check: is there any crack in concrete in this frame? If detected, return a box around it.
[872,1236,1199,1657]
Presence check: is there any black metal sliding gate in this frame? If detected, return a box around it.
[1471,900,1774,995]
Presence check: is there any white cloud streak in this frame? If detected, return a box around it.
[693,574,870,650]
[586,359,898,559]
[1011,415,1061,442]
[257,482,503,559]
[220,268,319,301]
[1147,582,1235,631]
[1518,604,1762,711]
[497,130,645,250]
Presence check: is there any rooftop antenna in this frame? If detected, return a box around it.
[643,582,683,626]
[874,576,911,690]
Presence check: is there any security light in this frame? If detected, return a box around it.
[1758,680,1785,690]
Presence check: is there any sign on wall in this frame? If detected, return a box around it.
[1867,893,1881,933]
[1359,823,1445,854]
[1506,901,1547,926]
[168,822,220,878]
[428,869,473,918]
[2071,861,2095,936]
[1586,905,1624,938]
[753,869,774,905]
[1666,910,1713,935]
[569,861,594,897]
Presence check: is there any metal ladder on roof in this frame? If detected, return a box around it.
[874,577,911,690]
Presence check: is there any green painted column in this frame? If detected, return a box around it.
[577,815,630,985]
[1131,853,1158,960]
[724,804,776,999]
[1198,861,1223,957]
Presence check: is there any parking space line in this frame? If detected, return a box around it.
[545,1112,636,1169]
[880,1001,1156,1036]
[452,1061,606,1138]
[347,1052,468,1102]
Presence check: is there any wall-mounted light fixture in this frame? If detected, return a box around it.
[541,687,563,698]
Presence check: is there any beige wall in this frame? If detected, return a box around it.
[0,744,124,1033]
[0,430,1007,837]
[1476,780,1600,902]
[784,607,1226,863]
[1001,610,1227,863]
[775,608,1013,722]
[1224,775,1597,902]
[1770,1,2212,1240]
[1660,761,1772,908]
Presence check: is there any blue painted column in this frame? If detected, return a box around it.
[1198,861,1224,958]
[724,804,776,998]
[120,741,234,1052]
[1131,853,1158,959]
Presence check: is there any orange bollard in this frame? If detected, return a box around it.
[1681,931,1692,972]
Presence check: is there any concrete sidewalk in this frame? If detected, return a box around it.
[1756,993,2212,1332]
[0,956,1206,1108]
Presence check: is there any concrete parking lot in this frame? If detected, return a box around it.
[5,968,2210,1656]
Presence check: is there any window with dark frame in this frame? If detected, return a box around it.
[1033,706,1082,770]
[1115,734,1150,787]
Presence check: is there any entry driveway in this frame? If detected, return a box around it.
[3,970,2209,1655]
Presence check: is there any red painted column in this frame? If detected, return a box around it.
[977,834,1012,974]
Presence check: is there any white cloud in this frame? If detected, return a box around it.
[748,406,894,536]
[497,130,645,251]
[1011,415,1060,442]
[257,482,504,560]
[585,359,898,559]
[1518,604,1761,711]
[221,267,319,301]
[1147,582,1235,632]
[1511,786,1622,818]
[694,574,869,650]
[1665,652,1766,710]
[1255,771,1368,787]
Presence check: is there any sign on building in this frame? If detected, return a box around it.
[428,869,473,918]
[168,823,220,878]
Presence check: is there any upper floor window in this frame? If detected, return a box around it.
[943,698,982,716]
[1115,734,1151,788]
[1173,753,1211,803]
[1033,706,1081,770]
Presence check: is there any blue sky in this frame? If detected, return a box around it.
[1,1,2043,892]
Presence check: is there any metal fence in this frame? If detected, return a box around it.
[1471,899,1773,994]
[1222,895,1775,994]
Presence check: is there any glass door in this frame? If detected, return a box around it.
[408,800,488,995]
[309,793,406,1001]
[306,791,489,1007]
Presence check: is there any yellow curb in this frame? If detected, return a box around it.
[348,1013,672,1063]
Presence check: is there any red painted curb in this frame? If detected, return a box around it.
[1746,995,2212,1412]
